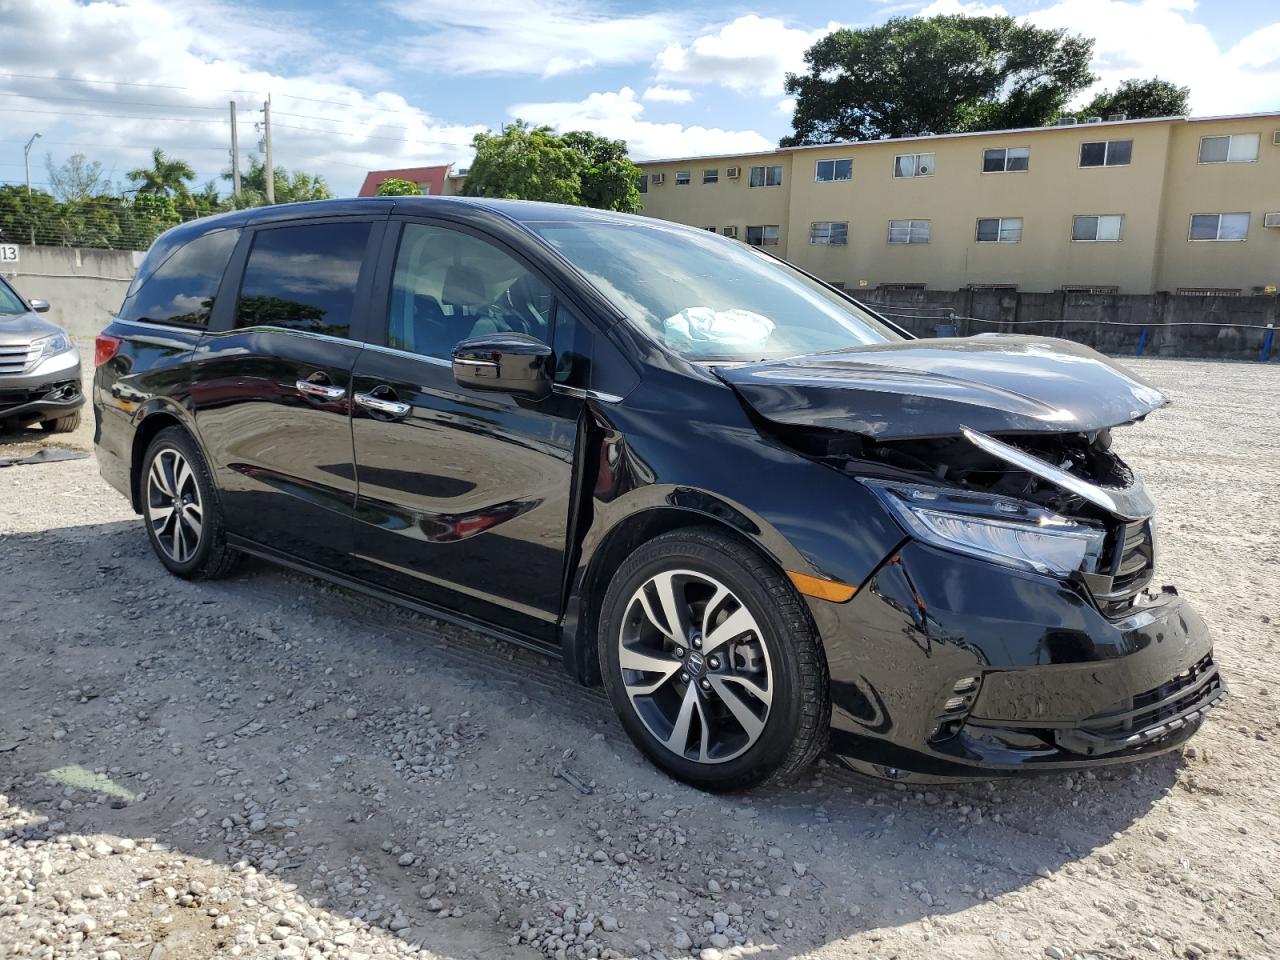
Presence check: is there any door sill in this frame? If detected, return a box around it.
[226,534,563,661]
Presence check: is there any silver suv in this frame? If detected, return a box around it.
[0,277,82,433]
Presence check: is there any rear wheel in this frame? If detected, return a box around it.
[140,427,239,580]
[598,526,829,792]
[41,411,80,433]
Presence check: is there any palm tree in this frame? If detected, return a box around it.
[128,148,195,197]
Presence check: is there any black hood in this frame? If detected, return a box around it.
[714,335,1168,440]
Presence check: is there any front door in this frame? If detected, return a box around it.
[348,220,583,638]
[192,217,381,567]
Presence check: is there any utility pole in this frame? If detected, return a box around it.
[23,132,41,196]
[261,94,274,205]
[229,101,241,198]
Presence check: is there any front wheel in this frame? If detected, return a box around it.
[41,411,81,433]
[598,527,829,792]
[140,427,240,580]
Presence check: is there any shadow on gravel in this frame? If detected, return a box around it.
[1,518,1186,959]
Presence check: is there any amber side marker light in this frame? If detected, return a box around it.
[786,571,857,603]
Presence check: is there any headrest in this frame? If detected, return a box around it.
[442,264,489,308]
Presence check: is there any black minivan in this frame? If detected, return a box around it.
[94,197,1223,791]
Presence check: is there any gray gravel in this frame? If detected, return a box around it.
[1,356,1278,960]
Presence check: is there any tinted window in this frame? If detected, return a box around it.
[235,221,371,337]
[552,303,638,396]
[120,229,239,328]
[0,280,25,315]
[387,223,553,361]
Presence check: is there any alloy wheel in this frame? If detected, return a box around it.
[146,448,204,563]
[618,569,773,764]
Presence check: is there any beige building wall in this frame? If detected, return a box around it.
[637,114,1280,296]
[1155,117,1280,292]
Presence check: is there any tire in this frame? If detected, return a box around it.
[42,411,81,433]
[139,426,240,580]
[598,526,829,792]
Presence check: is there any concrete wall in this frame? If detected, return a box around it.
[2,245,142,339]
[854,287,1279,361]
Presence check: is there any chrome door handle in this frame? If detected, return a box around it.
[296,379,346,400]
[354,392,411,417]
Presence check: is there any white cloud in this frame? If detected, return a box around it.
[642,86,694,104]
[775,97,797,116]
[0,0,483,197]
[1024,0,1280,114]
[508,87,772,159]
[918,0,1009,14]
[390,0,675,78]
[653,15,843,96]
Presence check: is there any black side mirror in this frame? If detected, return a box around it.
[29,298,50,313]
[452,333,553,400]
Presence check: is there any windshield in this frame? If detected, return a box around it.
[527,219,901,361]
[0,280,26,315]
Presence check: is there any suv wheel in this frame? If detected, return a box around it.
[599,527,829,792]
[140,427,239,580]
[41,412,80,433]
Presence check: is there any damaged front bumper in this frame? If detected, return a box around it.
[811,540,1223,783]
[0,349,84,426]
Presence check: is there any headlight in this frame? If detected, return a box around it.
[33,332,73,362]
[863,479,1106,577]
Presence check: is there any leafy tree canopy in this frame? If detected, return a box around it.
[782,15,1097,145]
[375,177,423,196]
[128,148,196,197]
[461,120,642,212]
[45,153,110,204]
[1076,78,1190,121]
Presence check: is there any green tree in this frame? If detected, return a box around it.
[225,157,332,206]
[128,148,196,197]
[461,120,587,205]
[782,15,1096,144]
[44,153,109,204]
[1076,78,1190,121]
[561,130,642,213]
[375,177,423,196]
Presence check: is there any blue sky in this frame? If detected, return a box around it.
[1,0,1278,196]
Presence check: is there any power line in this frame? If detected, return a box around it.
[0,71,257,95]
[0,106,228,124]
[271,120,469,148]
[0,90,227,112]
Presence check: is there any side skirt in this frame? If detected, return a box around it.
[226,534,564,662]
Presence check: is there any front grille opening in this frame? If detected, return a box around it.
[1095,518,1155,616]
[1090,655,1219,737]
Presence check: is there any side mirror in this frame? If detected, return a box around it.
[452,333,553,400]
[29,298,50,313]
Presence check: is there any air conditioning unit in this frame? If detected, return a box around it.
[1273,130,1280,146]
[1085,116,1103,124]
[917,161,932,175]
[650,172,665,185]
[722,226,738,238]
[1264,212,1280,228]
[726,167,740,179]
[1055,117,1078,126]
[1108,113,1128,121]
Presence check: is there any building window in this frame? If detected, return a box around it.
[749,165,784,187]
[975,217,1023,243]
[703,169,718,184]
[1079,139,1133,167]
[1198,134,1259,163]
[894,153,935,178]
[675,170,691,185]
[1188,213,1249,241]
[815,159,852,182]
[638,174,648,194]
[809,221,849,245]
[888,220,930,244]
[1071,215,1124,242]
[704,226,717,231]
[745,225,780,246]
[982,147,1030,173]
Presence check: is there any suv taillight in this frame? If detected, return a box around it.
[94,334,122,367]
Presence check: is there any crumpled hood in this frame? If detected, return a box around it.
[713,335,1168,440]
[0,310,60,346]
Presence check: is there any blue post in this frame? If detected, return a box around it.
[1262,326,1274,363]
[1135,326,1148,357]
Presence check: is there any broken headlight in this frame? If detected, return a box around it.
[863,479,1106,577]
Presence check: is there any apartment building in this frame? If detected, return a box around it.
[634,113,1280,296]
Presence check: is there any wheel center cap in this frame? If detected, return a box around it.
[686,650,706,676]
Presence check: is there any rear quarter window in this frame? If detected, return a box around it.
[120,229,240,328]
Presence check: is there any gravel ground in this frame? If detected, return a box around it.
[0,356,1277,960]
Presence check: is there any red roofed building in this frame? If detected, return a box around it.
[357,165,453,197]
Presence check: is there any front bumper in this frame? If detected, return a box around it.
[811,540,1223,782]
[0,350,84,425]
